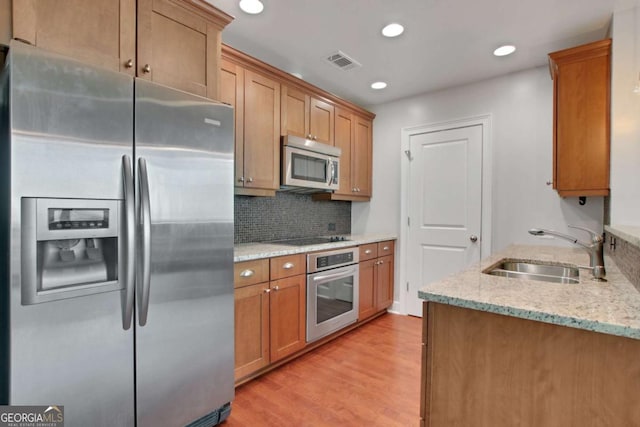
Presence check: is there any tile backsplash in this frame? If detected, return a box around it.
[234,192,351,243]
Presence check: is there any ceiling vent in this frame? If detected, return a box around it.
[326,51,362,71]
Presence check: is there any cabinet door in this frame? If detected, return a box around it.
[270,275,306,362]
[234,282,270,381]
[243,69,281,190]
[220,59,245,188]
[375,255,394,311]
[281,86,309,138]
[334,108,355,196]
[309,97,334,145]
[551,40,610,196]
[137,0,227,99]
[353,116,372,197]
[13,0,136,74]
[359,259,377,321]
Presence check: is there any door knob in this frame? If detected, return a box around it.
[470,235,478,243]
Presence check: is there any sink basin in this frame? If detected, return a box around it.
[483,259,580,284]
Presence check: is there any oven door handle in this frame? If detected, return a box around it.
[312,268,357,283]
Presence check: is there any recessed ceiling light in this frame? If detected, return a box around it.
[493,45,516,57]
[382,23,404,38]
[239,0,264,14]
[371,81,387,90]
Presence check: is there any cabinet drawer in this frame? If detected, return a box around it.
[359,243,378,261]
[377,241,395,256]
[234,259,270,288]
[270,254,306,280]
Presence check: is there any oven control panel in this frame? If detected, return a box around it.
[307,247,359,273]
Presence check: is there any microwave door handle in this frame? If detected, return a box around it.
[326,158,332,187]
[329,159,336,186]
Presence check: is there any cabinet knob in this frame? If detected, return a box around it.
[273,285,280,291]
[143,64,151,73]
[264,288,271,293]
[247,177,253,183]
[356,188,361,192]
[282,262,294,270]
[238,177,245,182]
[313,136,317,140]
[307,134,312,139]
[125,59,134,68]
[240,269,254,278]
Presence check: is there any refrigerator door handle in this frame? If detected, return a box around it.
[137,157,152,326]
[122,155,135,330]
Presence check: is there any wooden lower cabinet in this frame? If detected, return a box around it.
[234,258,306,382]
[358,241,394,321]
[421,302,640,426]
[234,282,270,380]
[269,274,306,362]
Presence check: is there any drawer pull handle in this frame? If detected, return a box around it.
[282,262,295,269]
[364,249,372,254]
[383,246,390,251]
[240,269,255,278]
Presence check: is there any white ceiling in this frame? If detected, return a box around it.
[207,0,619,108]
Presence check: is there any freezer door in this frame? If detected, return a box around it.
[4,42,135,426]
[134,79,235,427]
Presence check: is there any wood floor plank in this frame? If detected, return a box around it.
[225,313,422,426]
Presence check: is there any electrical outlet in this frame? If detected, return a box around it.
[328,223,336,231]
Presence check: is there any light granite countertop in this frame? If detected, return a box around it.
[418,245,640,340]
[605,224,640,248]
[234,233,397,262]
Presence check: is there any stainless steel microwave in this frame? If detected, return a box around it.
[281,135,340,191]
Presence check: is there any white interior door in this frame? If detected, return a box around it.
[406,125,483,316]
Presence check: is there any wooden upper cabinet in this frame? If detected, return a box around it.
[281,85,334,145]
[549,39,611,197]
[242,69,281,192]
[12,0,232,100]
[12,0,137,74]
[220,59,245,188]
[281,86,310,139]
[353,116,373,198]
[309,97,334,145]
[334,108,355,197]
[137,0,232,100]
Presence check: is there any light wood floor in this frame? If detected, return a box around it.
[225,313,422,427]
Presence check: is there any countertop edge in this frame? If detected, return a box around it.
[418,291,640,340]
[234,234,397,262]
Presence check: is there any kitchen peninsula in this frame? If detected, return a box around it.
[418,245,640,427]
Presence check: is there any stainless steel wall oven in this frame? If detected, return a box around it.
[306,247,359,342]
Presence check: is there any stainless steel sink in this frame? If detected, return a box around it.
[483,259,580,284]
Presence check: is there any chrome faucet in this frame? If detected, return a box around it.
[528,225,606,281]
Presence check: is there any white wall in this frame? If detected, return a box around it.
[610,6,640,226]
[352,66,605,304]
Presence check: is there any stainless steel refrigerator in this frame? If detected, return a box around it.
[0,41,235,427]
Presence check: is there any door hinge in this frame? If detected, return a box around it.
[406,282,409,292]
[404,150,413,161]
[407,217,410,226]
